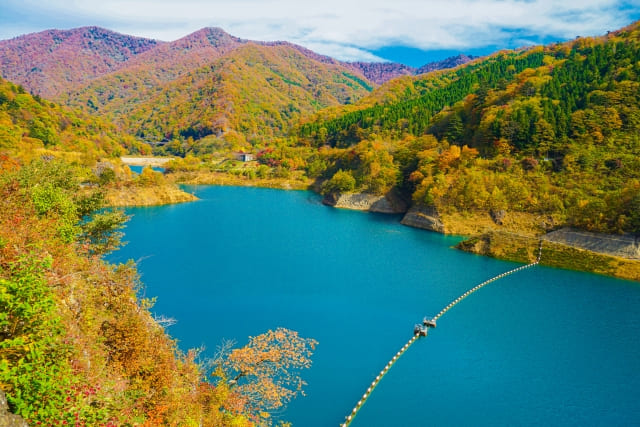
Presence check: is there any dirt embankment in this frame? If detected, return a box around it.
[169,171,312,190]
[105,185,198,207]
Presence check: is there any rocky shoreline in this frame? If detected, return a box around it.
[319,190,640,280]
[399,205,444,233]
[0,391,27,427]
[457,230,640,281]
[321,189,408,214]
[115,173,639,280]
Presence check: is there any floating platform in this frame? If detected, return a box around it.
[423,317,437,328]
[414,324,428,336]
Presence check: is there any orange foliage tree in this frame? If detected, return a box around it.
[214,328,317,419]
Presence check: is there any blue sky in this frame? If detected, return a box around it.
[1,0,639,66]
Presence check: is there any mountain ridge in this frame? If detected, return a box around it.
[0,27,160,98]
[348,54,477,84]
[0,26,478,97]
[103,42,374,145]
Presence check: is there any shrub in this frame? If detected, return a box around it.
[321,170,356,195]
[520,157,539,171]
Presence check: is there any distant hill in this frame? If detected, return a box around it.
[0,27,375,146]
[0,27,159,98]
[415,54,477,74]
[60,27,249,119]
[348,54,477,84]
[96,42,373,145]
[346,62,414,84]
[105,27,247,84]
[0,26,476,101]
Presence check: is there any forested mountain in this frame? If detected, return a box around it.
[65,41,373,148]
[0,26,477,148]
[0,25,476,99]
[348,54,476,84]
[128,43,372,143]
[292,21,640,235]
[0,77,148,159]
[121,27,246,77]
[300,22,640,148]
[415,54,477,74]
[62,27,249,114]
[0,27,159,98]
[346,62,415,84]
[298,50,547,145]
[57,28,249,128]
[0,27,367,148]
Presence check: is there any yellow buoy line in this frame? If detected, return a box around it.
[340,242,542,426]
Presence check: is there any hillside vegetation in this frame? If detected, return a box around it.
[66,43,372,150]
[291,21,640,235]
[2,26,375,150]
[60,28,248,121]
[1,26,479,156]
[0,48,316,425]
[125,44,371,144]
[0,157,316,426]
[0,77,149,160]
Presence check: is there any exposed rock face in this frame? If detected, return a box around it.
[457,229,640,281]
[400,205,444,232]
[0,390,28,427]
[369,192,408,213]
[322,190,408,213]
[542,228,640,260]
[490,209,506,225]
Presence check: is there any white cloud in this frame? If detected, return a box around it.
[301,42,388,63]
[1,0,639,61]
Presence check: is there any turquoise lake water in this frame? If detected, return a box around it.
[108,186,640,426]
[127,165,165,174]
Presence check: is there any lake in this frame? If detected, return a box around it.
[127,165,165,174]
[108,186,640,426]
